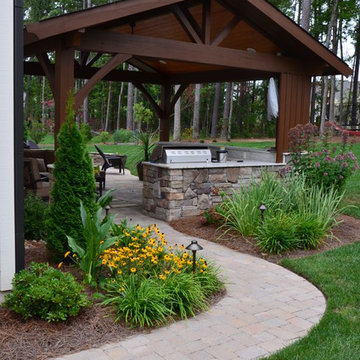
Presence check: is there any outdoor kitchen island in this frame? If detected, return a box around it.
[142,144,286,222]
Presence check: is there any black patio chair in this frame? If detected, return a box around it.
[94,145,127,187]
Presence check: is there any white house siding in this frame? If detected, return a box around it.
[0,2,15,291]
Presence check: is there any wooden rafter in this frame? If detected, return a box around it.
[133,82,162,117]
[170,83,188,108]
[74,53,130,110]
[86,52,103,67]
[202,0,211,45]
[78,30,307,74]
[172,4,202,44]
[35,52,55,94]
[128,57,158,73]
[211,15,240,46]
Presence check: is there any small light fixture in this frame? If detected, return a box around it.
[186,240,203,273]
[259,203,267,222]
[246,47,256,53]
[159,59,167,65]
[105,205,110,217]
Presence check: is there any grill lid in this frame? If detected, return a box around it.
[164,148,211,163]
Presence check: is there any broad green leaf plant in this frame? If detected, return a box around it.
[66,201,118,287]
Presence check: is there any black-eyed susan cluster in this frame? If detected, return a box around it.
[100,224,207,280]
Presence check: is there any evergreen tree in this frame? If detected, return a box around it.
[46,92,96,260]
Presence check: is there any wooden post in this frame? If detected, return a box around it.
[276,73,311,162]
[54,44,74,148]
[159,84,171,142]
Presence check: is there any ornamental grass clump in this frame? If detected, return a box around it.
[3,262,88,322]
[288,123,359,191]
[98,223,223,327]
[217,173,344,254]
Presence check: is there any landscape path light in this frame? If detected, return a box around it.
[105,205,110,217]
[186,240,203,273]
[259,203,267,222]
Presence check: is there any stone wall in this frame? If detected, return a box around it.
[143,164,283,222]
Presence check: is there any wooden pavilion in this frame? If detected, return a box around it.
[24,0,352,162]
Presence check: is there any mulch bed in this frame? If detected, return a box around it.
[0,240,225,360]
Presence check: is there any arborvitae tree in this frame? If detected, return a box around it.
[46,91,96,260]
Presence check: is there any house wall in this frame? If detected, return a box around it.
[0,2,15,291]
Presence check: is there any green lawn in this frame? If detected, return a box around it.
[265,241,360,359]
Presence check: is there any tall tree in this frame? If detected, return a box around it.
[126,66,134,130]
[320,0,339,135]
[351,17,360,129]
[300,0,311,30]
[192,84,201,139]
[211,83,221,139]
[104,81,112,132]
[220,82,232,138]
[173,84,181,141]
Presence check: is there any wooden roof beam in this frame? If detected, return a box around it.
[202,0,211,45]
[172,4,203,44]
[211,15,240,46]
[133,82,162,117]
[35,52,55,94]
[24,0,186,45]
[77,30,308,74]
[24,61,166,83]
[74,53,131,110]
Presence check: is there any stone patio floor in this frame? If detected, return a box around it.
[53,168,326,360]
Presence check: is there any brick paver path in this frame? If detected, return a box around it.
[53,170,325,360]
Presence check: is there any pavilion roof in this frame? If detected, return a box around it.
[24,0,352,84]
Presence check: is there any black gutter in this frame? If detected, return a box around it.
[14,0,24,272]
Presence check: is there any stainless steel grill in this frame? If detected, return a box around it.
[164,149,211,163]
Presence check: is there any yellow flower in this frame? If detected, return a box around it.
[182,253,188,259]
[159,274,166,280]
[131,267,137,273]
[58,262,63,268]
[102,259,107,265]
[64,251,71,258]
[180,244,184,250]
[117,270,122,275]
[165,270,170,275]
[157,246,163,252]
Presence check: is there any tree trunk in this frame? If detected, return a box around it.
[173,84,181,141]
[339,20,344,125]
[220,82,232,139]
[227,83,234,139]
[41,76,46,125]
[104,81,112,132]
[192,84,201,139]
[319,0,339,135]
[310,77,316,124]
[236,82,245,133]
[116,80,125,130]
[211,83,221,139]
[351,17,360,129]
[300,0,311,31]
[329,21,338,122]
[126,65,134,130]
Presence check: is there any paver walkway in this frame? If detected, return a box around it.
[53,169,326,360]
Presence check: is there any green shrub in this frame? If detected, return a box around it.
[24,193,48,240]
[3,262,88,322]
[99,131,111,143]
[113,128,134,143]
[46,92,97,261]
[288,123,359,191]
[80,123,92,143]
[29,121,47,144]
[256,212,296,254]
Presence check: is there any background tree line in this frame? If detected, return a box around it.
[24,0,360,141]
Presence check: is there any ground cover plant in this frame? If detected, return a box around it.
[216,173,344,254]
[265,241,360,360]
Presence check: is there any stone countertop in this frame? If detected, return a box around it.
[143,160,284,169]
